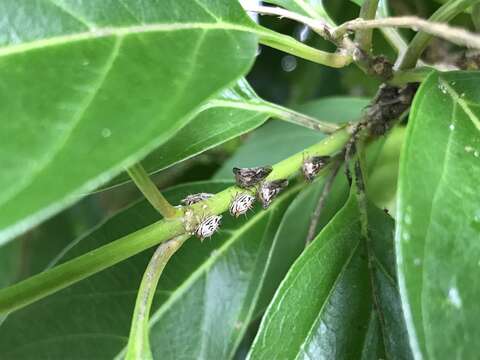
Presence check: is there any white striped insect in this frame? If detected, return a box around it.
[181,192,213,206]
[258,179,288,209]
[194,215,222,240]
[229,193,256,218]
[302,155,330,181]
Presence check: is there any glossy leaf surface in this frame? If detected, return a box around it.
[104,79,271,189]
[254,167,350,316]
[0,0,257,245]
[249,196,412,359]
[396,71,480,359]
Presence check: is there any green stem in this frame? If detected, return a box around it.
[398,0,480,70]
[125,234,189,360]
[0,217,185,315]
[355,0,380,52]
[257,27,352,68]
[376,0,408,55]
[388,66,434,85]
[0,127,351,315]
[127,163,179,218]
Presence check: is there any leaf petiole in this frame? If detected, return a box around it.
[127,163,180,218]
[125,234,190,360]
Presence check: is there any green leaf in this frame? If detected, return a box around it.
[367,126,405,214]
[396,71,480,358]
[214,96,369,179]
[104,80,344,191]
[253,166,350,317]
[102,79,270,189]
[249,196,412,359]
[0,197,105,288]
[299,96,370,122]
[263,0,336,25]
[0,181,299,359]
[0,242,21,289]
[0,0,258,245]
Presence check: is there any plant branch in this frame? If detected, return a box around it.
[257,28,352,68]
[0,215,186,315]
[355,0,380,52]
[244,4,357,53]
[244,4,353,67]
[335,16,480,50]
[388,67,434,86]
[0,127,352,315]
[243,4,331,39]
[125,234,189,360]
[305,160,342,245]
[242,4,390,79]
[127,163,179,218]
[398,0,480,70]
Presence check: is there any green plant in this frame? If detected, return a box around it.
[0,0,479,358]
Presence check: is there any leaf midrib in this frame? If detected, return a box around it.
[294,241,360,360]
[440,78,480,132]
[0,22,260,58]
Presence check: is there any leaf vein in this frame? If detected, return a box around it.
[46,0,95,29]
[0,36,124,208]
[294,241,361,360]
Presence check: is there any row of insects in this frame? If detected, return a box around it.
[182,155,331,240]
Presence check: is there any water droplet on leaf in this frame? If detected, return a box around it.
[281,55,297,72]
[101,128,111,138]
[448,287,462,308]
